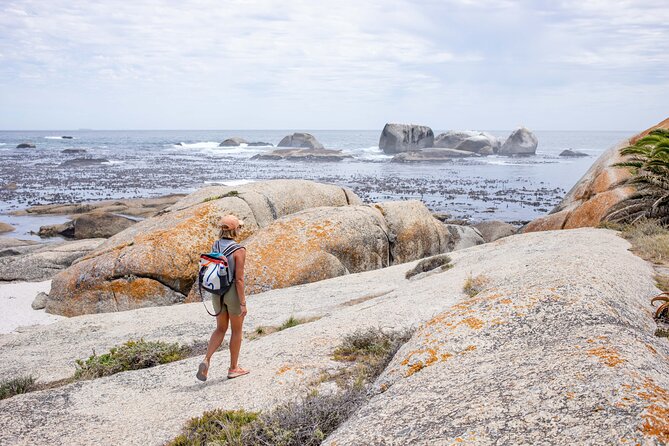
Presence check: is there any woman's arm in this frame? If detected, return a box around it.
[233,248,247,312]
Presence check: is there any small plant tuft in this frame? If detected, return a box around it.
[463,274,489,297]
[0,376,36,400]
[202,191,240,203]
[167,409,259,446]
[74,339,189,380]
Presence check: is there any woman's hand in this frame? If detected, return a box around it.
[240,303,248,317]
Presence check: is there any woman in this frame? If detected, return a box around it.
[196,214,249,381]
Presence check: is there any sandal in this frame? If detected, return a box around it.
[196,360,209,382]
[227,367,250,379]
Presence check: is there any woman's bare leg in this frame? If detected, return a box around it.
[204,311,229,364]
[228,313,246,371]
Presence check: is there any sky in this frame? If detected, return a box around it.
[0,0,667,130]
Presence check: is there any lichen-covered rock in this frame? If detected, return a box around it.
[499,127,538,156]
[524,117,669,232]
[326,229,669,446]
[277,132,324,149]
[241,206,390,295]
[379,123,434,154]
[46,180,360,316]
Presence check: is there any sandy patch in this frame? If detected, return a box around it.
[0,281,62,334]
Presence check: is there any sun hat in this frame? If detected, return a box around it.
[219,215,244,230]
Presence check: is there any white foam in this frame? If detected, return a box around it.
[349,146,393,161]
[45,136,72,140]
[174,141,221,149]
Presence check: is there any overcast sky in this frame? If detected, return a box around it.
[1,0,667,130]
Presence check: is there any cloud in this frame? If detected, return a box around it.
[0,0,667,129]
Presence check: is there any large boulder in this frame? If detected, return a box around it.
[0,238,104,282]
[16,142,35,149]
[499,127,538,156]
[251,148,352,162]
[473,220,517,242]
[391,148,477,163]
[219,137,248,147]
[379,123,434,154]
[39,212,137,239]
[524,117,669,232]
[197,200,458,296]
[277,132,324,149]
[46,180,362,316]
[435,131,500,155]
[443,224,485,250]
[560,149,589,157]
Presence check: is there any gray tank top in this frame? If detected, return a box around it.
[213,238,240,280]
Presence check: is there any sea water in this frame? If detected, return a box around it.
[0,129,632,236]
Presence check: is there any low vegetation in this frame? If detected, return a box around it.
[169,327,413,446]
[202,191,240,203]
[608,129,669,224]
[463,274,489,297]
[0,375,36,400]
[74,339,192,380]
[247,316,320,340]
[405,254,452,279]
[620,218,669,263]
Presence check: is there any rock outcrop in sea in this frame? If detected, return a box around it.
[277,132,324,149]
[251,148,351,162]
[498,127,538,156]
[219,137,248,147]
[379,123,435,154]
[525,117,669,231]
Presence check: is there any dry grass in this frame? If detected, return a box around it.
[463,274,489,298]
[620,219,669,263]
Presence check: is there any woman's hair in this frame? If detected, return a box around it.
[219,226,238,239]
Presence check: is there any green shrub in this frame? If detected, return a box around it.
[241,388,365,446]
[74,339,188,380]
[167,409,259,446]
[0,376,36,400]
[202,191,240,203]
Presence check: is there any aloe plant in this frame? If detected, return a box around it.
[607,129,669,223]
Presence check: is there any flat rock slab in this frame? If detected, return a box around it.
[1,229,667,445]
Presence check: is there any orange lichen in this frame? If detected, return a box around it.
[277,365,292,375]
[461,317,484,330]
[462,345,477,353]
[636,378,669,443]
[406,361,425,377]
[499,298,512,305]
[646,344,658,355]
[587,346,625,367]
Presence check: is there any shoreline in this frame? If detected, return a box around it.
[0,281,61,334]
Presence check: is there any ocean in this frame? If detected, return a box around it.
[0,129,632,238]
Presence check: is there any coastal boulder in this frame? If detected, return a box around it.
[207,200,455,296]
[435,131,500,155]
[499,127,538,156]
[524,117,669,232]
[391,148,477,162]
[560,149,589,157]
[443,224,485,250]
[38,212,137,239]
[433,131,477,148]
[46,180,361,316]
[251,148,352,162]
[277,132,324,149]
[379,123,434,154]
[16,143,36,149]
[473,220,517,242]
[0,238,104,282]
[219,137,248,147]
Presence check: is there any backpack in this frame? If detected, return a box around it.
[197,241,242,315]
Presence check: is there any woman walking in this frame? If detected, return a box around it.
[196,214,249,381]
